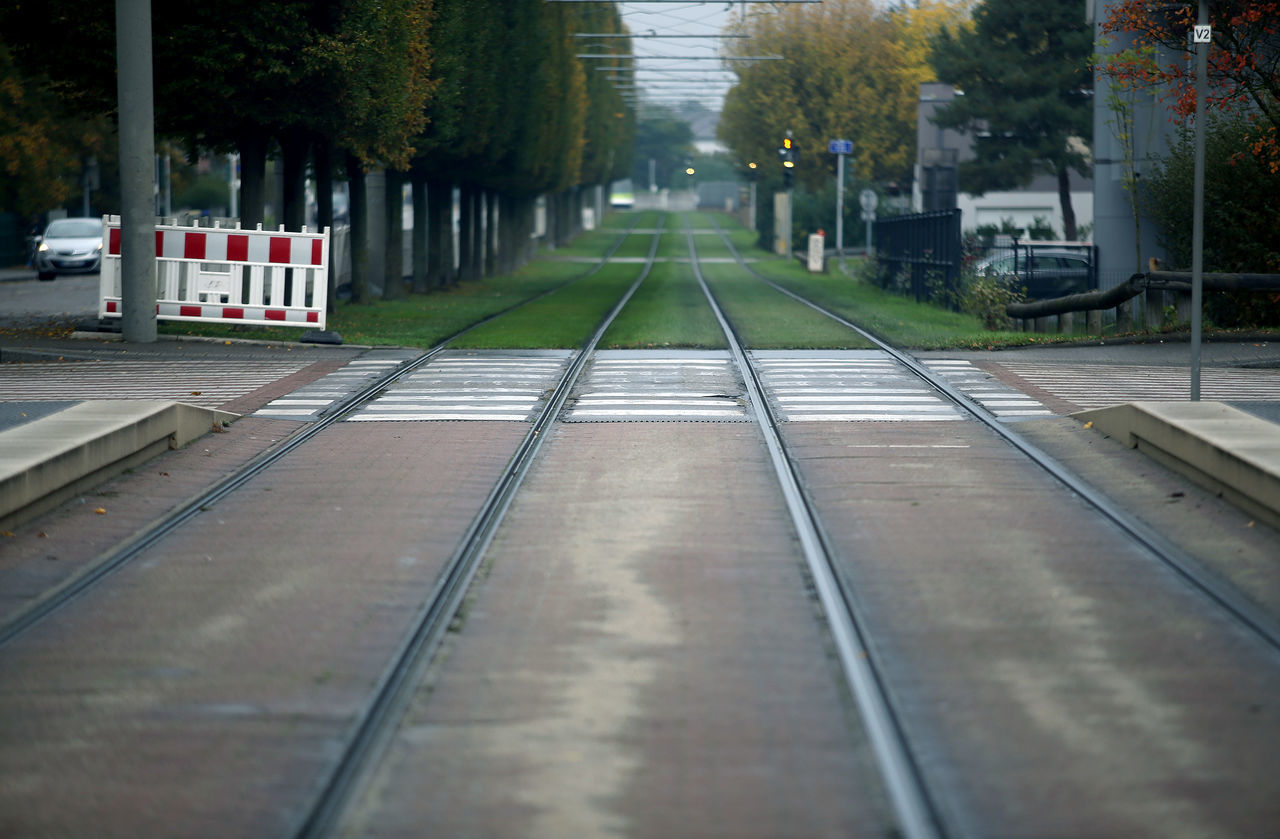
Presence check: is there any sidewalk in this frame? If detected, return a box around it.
[0,267,38,283]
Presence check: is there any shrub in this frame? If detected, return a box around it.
[959,272,1023,330]
[1147,113,1280,327]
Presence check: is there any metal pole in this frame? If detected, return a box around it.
[1190,0,1208,400]
[115,0,156,342]
[229,153,239,218]
[785,188,793,257]
[835,153,845,272]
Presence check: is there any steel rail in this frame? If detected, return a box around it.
[0,220,642,650]
[685,223,946,839]
[712,219,1280,655]
[293,218,667,839]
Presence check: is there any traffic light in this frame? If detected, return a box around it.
[779,132,795,187]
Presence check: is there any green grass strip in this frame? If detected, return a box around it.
[699,261,875,349]
[751,258,1027,350]
[548,227,629,258]
[602,260,727,349]
[452,262,642,349]
[614,232,659,259]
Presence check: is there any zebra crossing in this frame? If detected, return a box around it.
[252,350,418,420]
[922,359,1054,419]
[996,362,1280,409]
[753,352,1052,422]
[563,352,749,421]
[753,352,962,422]
[344,351,572,422]
[46,349,1263,428]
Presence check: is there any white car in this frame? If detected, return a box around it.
[34,217,104,281]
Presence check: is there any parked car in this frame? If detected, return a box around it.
[34,217,104,281]
[975,248,1093,300]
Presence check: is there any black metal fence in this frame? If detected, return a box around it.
[873,209,962,302]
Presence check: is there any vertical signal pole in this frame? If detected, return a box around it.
[116,0,157,342]
[1189,2,1209,400]
[779,133,795,257]
[829,139,852,272]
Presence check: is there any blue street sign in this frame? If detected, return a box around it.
[828,139,853,155]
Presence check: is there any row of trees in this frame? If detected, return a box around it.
[0,0,636,298]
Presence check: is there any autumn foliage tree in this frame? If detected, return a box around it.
[718,0,971,192]
[1098,1,1280,172]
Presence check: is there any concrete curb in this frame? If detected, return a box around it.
[0,401,238,530]
[1074,401,1280,529]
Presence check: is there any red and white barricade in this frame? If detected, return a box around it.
[99,216,330,330]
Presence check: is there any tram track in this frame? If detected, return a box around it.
[707,216,1280,657]
[3,211,1277,837]
[292,216,668,838]
[0,217,645,650]
[687,221,946,839]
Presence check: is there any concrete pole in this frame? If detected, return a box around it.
[115,0,156,342]
[835,153,845,271]
[1190,0,1208,400]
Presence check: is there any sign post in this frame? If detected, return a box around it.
[1190,7,1210,400]
[860,188,878,258]
[828,139,852,271]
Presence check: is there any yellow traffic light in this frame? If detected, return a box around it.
[783,136,792,150]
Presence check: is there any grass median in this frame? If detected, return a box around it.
[602,260,726,349]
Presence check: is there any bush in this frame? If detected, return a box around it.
[1147,113,1280,327]
[958,272,1023,330]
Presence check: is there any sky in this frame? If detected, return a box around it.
[605,2,757,110]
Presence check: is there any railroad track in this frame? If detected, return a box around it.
[0,216,646,650]
[306,214,1280,837]
[708,215,1280,657]
[3,211,1277,838]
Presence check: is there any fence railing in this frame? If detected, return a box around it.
[1006,270,1280,333]
[873,209,962,303]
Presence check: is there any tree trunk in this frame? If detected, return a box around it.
[411,170,428,293]
[520,195,536,263]
[499,192,514,274]
[458,183,475,281]
[1057,166,1077,241]
[485,190,499,277]
[471,187,485,278]
[314,138,336,314]
[543,192,556,250]
[280,129,309,232]
[237,132,269,229]
[440,182,456,285]
[426,178,446,287]
[346,153,370,304]
[383,169,405,300]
